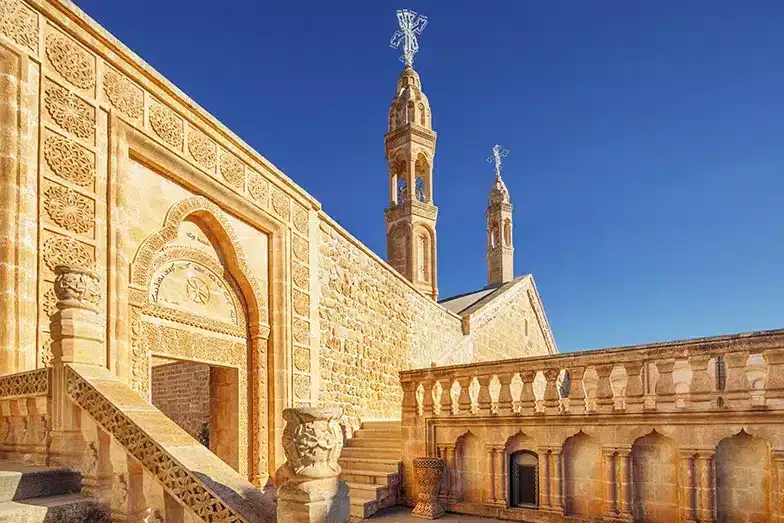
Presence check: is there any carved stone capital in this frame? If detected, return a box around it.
[282,408,344,479]
[53,265,101,312]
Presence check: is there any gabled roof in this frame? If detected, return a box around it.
[438,276,527,317]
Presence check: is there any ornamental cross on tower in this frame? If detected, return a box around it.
[389,9,428,67]
[487,144,509,178]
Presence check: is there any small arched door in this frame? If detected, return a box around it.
[510,450,539,507]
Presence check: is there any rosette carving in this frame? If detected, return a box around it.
[103,69,143,119]
[45,33,95,89]
[44,84,94,141]
[187,128,216,170]
[149,101,183,149]
[53,265,101,312]
[247,172,268,205]
[281,408,343,478]
[0,0,38,52]
[44,185,94,235]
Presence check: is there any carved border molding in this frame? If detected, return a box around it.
[0,369,48,398]
[65,366,250,523]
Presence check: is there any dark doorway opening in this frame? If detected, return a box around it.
[509,450,538,508]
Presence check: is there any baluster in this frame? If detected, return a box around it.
[441,380,455,416]
[477,375,493,416]
[688,354,714,410]
[421,380,434,417]
[457,377,472,415]
[595,364,615,413]
[565,367,585,414]
[763,349,784,406]
[542,369,560,414]
[402,380,418,418]
[497,373,515,416]
[724,351,750,408]
[519,370,536,415]
[655,358,676,410]
[623,361,644,412]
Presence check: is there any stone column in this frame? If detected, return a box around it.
[420,380,434,417]
[602,449,617,518]
[493,445,507,507]
[655,358,676,410]
[485,445,496,503]
[440,380,454,416]
[49,265,102,469]
[763,349,784,405]
[679,451,697,523]
[566,367,586,414]
[594,364,615,413]
[623,361,644,412]
[445,445,457,502]
[773,451,784,523]
[549,448,564,514]
[277,408,349,523]
[617,448,632,521]
[537,447,551,510]
[695,451,715,523]
[411,457,445,519]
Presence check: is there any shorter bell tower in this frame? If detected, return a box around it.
[486,145,514,285]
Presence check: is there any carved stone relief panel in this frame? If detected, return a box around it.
[247,171,269,208]
[0,0,39,53]
[42,180,95,237]
[42,131,96,190]
[102,67,143,121]
[44,28,96,92]
[292,202,309,236]
[270,186,290,221]
[148,100,183,150]
[187,127,216,172]
[220,149,245,191]
[43,81,95,143]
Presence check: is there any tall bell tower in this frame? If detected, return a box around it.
[385,10,438,299]
[486,145,514,285]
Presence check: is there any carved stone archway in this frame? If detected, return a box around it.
[128,195,269,482]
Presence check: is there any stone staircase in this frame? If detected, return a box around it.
[340,420,403,520]
[0,461,109,522]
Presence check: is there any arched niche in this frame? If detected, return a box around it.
[716,430,771,523]
[562,431,602,517]
[128,195,269,483]
[631,430,679,523]
[414,153,431,203]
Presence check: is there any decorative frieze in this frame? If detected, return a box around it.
[292,235,309,263]
[271,186,290,221]
[292,202,309,235]
[102,68,143,119]
[41,235,95,273]
[220,149,245,190]
[187,127,216,171]
[148,101,183,149]
[247,171,269,206]
[43,133,95,188]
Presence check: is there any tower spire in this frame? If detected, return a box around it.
[385,10,438,299]
[486,145,514,285]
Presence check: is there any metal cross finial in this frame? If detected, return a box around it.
[486,144,509,178]
[389,9,428,67]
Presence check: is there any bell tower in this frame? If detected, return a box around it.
[486,145,514,285]
[385,10,438,299]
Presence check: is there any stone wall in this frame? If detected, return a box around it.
[317,218,466,422]
[468,279,553,361]
[151,361,210,444]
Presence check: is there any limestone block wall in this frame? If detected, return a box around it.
[151,361,210,443]
[318,217,465,422]
[467,278,555,361]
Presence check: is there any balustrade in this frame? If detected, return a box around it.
[400,334,784,421]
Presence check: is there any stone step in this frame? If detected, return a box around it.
[345,482,390,502]
[359,420,402,431]
[348,491,398,520]
[0,462,81,503]
[340,469,399,486]
[341,447,402,460]
[345,437,401,450]
[352,429,402,441]
[0,494,110,523]
[339,457,401,474]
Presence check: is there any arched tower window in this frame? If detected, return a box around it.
[504,219,512,246]
[397,178,408,203]
[417,231,430,282]
[407,101,415,123]
[414,155,430,202]
[510,450,539,507]
[418,103,425,125]
[490,222,501,249]
[396,103,405,126]
[415,178,426,202]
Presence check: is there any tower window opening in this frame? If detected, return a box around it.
[415,178,426,202]
[419,103,425,125]
[397,178,408,203]
[504,219,512,246]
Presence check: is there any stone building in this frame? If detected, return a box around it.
[0,1,781,522]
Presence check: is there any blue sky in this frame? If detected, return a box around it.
[77,0,784,352]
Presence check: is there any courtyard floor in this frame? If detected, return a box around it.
[368,506,504,522]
